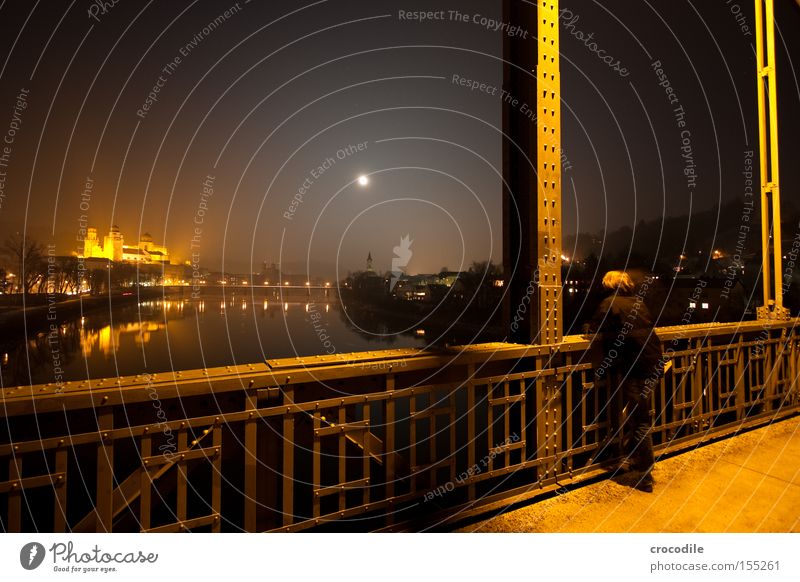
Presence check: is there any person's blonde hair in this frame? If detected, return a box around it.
[602,270,635,293]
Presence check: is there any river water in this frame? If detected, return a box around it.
[0,292,428,388]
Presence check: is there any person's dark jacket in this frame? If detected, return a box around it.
[584,293,663,379]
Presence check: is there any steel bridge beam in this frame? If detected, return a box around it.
[754,0,789,319]
[503,0,563,344]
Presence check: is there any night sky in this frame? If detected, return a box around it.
[0,0,798,277]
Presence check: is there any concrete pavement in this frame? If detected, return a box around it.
[458,415,800,533]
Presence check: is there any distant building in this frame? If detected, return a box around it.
[121,246,149,263]
[437,271,465,287]
[391,274,438,300]
[350,252,384,295]
[104,225,124,261]
[665,276,750,323]
[260,261,281,285]
[136,232,170,263]
[83,227,111,260]
[81,227,170,264]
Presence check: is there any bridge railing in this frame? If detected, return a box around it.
[1,320,798,532]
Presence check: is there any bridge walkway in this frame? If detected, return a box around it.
[457,415,800,532]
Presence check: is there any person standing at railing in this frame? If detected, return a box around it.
[582,270,664,493]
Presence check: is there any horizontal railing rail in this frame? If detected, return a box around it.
[1,320,798,532]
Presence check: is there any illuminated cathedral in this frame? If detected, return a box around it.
[82,226,170,264]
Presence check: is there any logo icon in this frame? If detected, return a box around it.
[390,235,413,291]
[20,542,46,570]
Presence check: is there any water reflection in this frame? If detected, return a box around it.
[80,321,166,358]
[0,294,427,388]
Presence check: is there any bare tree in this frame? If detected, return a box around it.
[2,233,45,294]
[52,256,81,294]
